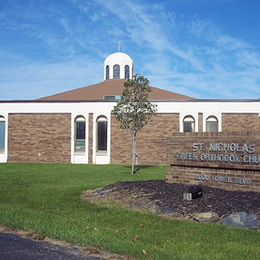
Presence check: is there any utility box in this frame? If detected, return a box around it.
[188,186,203,199]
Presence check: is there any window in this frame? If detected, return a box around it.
[106,65,109,80]
[206,116,218,132]
[103,95,122,101]
[125,65,130,79]
[97,116,107,151]
[113,65,120,79]
[75,116,85,152]
[0,117,5,151]
[183,116,195,132]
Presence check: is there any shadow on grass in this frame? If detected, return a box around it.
[123,165,154,174]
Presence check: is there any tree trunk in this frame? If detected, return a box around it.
[131,134,136,174]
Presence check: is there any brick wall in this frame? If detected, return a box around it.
[198,113,203,132]
[166,132,260,192]
[111,113,179,165]
[166,131,260,170]
[88,113,93,164]
[8,113,71,163]
[167,165,260,192]
[222,113,260,131]
[111,112,260,165]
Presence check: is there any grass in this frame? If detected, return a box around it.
[0,163,259,259]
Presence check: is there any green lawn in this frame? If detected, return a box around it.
[0,163,259,259]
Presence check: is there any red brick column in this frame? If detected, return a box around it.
[88,113,93,164]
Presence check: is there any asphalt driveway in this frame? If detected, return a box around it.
[0,232,103,260]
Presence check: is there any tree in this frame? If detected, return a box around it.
[112,74,157,174]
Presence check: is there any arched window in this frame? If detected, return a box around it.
[97,116,107,151]
[183,116,195,132]
[0,116,5,151]
[206,116,218,132]
[75,116,86,152]
[113,65,120,79]
[106,65,109,80]
[125,65,130,79]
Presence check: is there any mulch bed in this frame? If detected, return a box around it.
[85,180,260,220]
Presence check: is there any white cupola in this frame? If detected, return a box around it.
[104,52,133,81]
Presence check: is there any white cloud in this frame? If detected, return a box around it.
[0,57,103,100]
[1,0,259,100]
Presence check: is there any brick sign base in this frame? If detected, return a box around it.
[166,132,260,193]
[166,164,260,192]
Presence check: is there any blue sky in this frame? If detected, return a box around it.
[1,0,260,100]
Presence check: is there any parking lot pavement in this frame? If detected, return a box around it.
[0,232,103,260]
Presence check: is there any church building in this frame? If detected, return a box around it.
[0,51,260,171]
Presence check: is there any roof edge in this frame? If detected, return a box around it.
[1,98,260,103]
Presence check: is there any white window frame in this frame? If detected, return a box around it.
[206,116,219,132]
[125,65,130,79]
[0,116,5,152]
[183,115,195,132]
[74,116,86,153]
[96,116,108,153]
[113,64,120,79]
